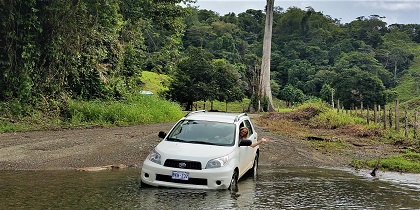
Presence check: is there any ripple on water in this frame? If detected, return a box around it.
[0,167,419,209]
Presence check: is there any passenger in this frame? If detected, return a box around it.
[239,127,269,148]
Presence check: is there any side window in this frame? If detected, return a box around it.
[243,120,253,136]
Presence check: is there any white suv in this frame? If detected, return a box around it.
[140,110,259,190]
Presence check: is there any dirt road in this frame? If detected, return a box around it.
[0,120,351,171]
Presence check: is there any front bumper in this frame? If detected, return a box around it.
[141,159,234,190]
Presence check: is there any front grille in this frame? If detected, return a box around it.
[156,174,207,186]
[164,159,202,170]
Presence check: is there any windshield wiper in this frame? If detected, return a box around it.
[167,138,220,145]
[166,137,187,142]
[187,141,218,145]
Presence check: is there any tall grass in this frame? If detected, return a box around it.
[69,95,184,126]
[309,109,367,129]
[0,95,184,132]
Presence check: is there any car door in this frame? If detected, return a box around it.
[243,120,257,170]
[238,120,257,177]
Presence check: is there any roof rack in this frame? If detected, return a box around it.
[234,113,247,122]
[184,110,207,117]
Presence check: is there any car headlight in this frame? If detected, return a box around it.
[147,149,161,165]
[205,155,229,169]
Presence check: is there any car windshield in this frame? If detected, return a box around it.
[166,120,236,146]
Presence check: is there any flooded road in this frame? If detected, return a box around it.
[1,166,419,209]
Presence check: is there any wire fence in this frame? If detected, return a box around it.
[335,100,418,139]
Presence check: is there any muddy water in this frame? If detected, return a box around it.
[1,166,419,209]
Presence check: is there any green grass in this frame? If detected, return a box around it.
[309,109,367,129]
[68,94,184,126]
[0,95,184,133]
[352,152,420,173]
[311,138,350,154]
[378,152,420,173]
[139,71,170,96]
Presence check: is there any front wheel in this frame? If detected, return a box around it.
[140,180,151,188]
[251,153,259,176]
[228,170,238,192]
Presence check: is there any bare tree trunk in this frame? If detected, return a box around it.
[394,61,397,80]
[259,0,275,112]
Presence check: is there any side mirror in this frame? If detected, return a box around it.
[158,131,167,138]
[239,139,252,147]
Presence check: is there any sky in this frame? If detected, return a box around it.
[190,0,420,25]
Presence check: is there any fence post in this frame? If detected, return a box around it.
[404,106,408,137]
[374,103,377,124]
[337,100,340,113]
[395,100,400,131]
[414,110,418,139]
[383,104,387,129]
[367,106,370,124]
[378,104,381,124]
[389,108,393,128]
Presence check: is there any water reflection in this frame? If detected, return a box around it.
[0,166,419,209]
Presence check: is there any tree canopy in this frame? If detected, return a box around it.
[1,1,419,116]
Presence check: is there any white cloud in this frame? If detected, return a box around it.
[361,1,420,11]
[192,0,420,24]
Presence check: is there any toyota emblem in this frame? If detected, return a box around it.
[179,162,187,168]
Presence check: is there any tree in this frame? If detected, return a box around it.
[259,0,275,112]
[166,47,244,110]
[320,84,335,106]
[378,31,414,80]
[280,84,305,107]
[334,51,393,87]
[213,59,245,108]
[237,9,265,44]
[166,47,214,110]
[333,68,386,108]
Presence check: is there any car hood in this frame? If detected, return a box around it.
[156,140,235,163]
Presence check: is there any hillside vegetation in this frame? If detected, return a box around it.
[2,2,420,121]
[0,72,183,132]
[392,44,420,108]
[257,101,420,173]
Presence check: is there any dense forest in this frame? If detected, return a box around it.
[1,0,420,118]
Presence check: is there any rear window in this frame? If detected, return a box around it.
[166,120,236,146]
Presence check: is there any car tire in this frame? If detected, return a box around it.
[228,170,239,192]
[140,180,151,188]
[251,153,259,176]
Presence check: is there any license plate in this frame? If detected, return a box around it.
[171,171,189,180]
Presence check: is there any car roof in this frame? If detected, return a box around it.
[183,111,248,123]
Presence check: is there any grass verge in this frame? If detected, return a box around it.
[0,95,184,132]
[351,152,420,173]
